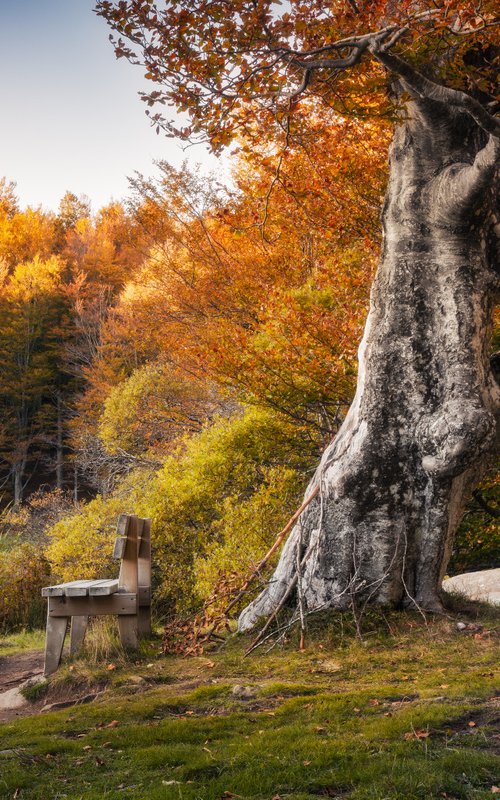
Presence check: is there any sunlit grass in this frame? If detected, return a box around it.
[0,627,45,656]
[1,608,498,799]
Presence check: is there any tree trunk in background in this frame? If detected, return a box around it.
[56,393,64,490]
[239,95,499,629]
[12,450,27,506]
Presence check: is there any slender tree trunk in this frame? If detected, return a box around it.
[13,463,24,506]
[73,464,78,504]
[56,393,64,490]
[239,95,499,630]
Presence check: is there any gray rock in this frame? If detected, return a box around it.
[0,687,28,711]
[232,684,257,699]
[443,569,500,606]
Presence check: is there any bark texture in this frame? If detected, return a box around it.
[239,93,499,630]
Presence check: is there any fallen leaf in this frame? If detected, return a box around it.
[83,745,92,751]
[491,787,500,794]
[315,726,327,734]
[303,760,312,766]
[369,699,380,706]
[105,720,119,729]
[468,721,477,728]
[440,684,449,689]
[95,756,105,766]
[404,729,429,740]
[107,663,117,671]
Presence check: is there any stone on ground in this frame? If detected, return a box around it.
[442,568,500,606]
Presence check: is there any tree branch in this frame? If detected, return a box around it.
[371,48,500,138]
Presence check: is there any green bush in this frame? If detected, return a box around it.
[0,542,51,632]
[47,406,319,617]
[449,470,500,575]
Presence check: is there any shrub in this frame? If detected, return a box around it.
[47,406,319,617]
[449,470,500,575]
[47,491,137,582]
[0,542,51,632]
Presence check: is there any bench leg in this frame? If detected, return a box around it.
[70,615,89,655]
[44,613,68,676]
[138,605,151,638]
[118,614,138,650]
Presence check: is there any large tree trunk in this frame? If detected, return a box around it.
[239,95,499,630]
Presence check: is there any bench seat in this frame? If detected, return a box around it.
[42,579,119,597]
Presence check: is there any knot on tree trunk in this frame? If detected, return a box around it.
[417,400,495,478]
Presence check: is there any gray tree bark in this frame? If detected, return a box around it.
[239,89,499,630]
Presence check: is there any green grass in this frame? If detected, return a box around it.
[0,609,499,799]
[0,628,45,656]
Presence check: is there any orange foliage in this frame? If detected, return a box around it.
[79,112,390,441]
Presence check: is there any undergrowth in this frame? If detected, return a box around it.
[1,606,499,799]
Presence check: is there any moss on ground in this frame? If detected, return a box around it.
[0,608,499,799]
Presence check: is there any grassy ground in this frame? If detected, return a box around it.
[0,605,499,800]
[0,629,45,657]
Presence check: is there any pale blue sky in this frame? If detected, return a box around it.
[0,0,218,212]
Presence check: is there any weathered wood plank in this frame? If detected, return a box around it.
[42,580,95,597]
[113,514,130,560]
[118,615,138,649]
[138,518,152,637]
[48,593,137,617]
[88,579,119,596]
[65,582,94,597]
[138,586,151,606]
[43,579,120,598]
[118,516,139,594]
[113,537,127,559]
[44,615,68,676]
[70,615,89,654]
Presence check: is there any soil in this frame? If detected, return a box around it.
[0,650,103,724]
[0,649,44,723]
[0,650,44,692]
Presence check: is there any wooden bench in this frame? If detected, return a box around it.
[41,514,151,675]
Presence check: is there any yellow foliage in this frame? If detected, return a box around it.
[0,542,51,632]
[47,494,127,582]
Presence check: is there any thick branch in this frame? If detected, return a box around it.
[372,49,500,138]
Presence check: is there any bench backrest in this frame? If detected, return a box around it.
[113,514,151,594]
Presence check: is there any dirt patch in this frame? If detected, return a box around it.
[0,650,108,724]
[0,650,44,691]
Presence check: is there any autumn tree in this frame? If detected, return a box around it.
[0,256,71,503]
[97,0,499,623]
[95,129,386,446]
